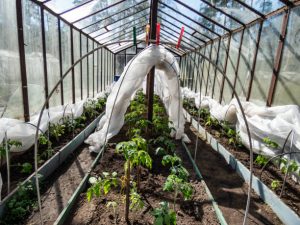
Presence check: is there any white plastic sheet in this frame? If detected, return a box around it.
[85,45,186,153]
[182,88,300,162]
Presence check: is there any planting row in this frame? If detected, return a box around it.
[183,97,300,216]
[67,91,219,225]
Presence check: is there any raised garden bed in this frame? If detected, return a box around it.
[183,106,300,225]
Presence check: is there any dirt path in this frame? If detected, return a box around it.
[185,124,282,225]
[24,144,95,225]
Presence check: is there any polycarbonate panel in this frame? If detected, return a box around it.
[23,0,45,117]
[88,39,93,97]
[81,35,88,98]
[206,40,219,97]
[45,0,92,14]
[222,32,242,104]
[62,0,122,23]
[0,0,23,119]
[94,43,98,94]
[102,49,106,90]
[75,0,149,30]
[177,0,240,30]
[61,22,73,104]
[214,37,229,101]
[116,54,125,75]
[97,48,101,92]
[45,11,62,108]
[236,24,259,101]
[273,6,300,106]
[250,14,283,105]
[73,29,81,101]
[158,1,223,38]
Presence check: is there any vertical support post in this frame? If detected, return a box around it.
[232,28,245,99]
[246,20,263,101]
[199,45,207,95]
[146,0,158,123]
[58,19,64,105]
[100,48,103,91]
[70,27,75,103]
[16,0,30,121]
[219,34,232,103]
[267,9,290,106]
[41,8,49,109]
[114,54,116,77]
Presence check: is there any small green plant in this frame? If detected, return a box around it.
[151,201,176,225]
[255,155,269,167]
[86,172,118,202]
[0,139,22,164]
[83,99,98,118]
[271,180,281,191]
[106,201,118,225]
[21,162,33,174]
[151,136,176,153]
[162,154,182,167]
[162,154,189,181]
[205,116,219,128]
[129,183,144,211]
[262,137,279,149]
[74,115,87,129]
[49,123,65,142]
[163,174,193,210]
[280,159,299,174]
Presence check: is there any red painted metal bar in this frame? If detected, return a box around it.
[176,27,185,49]
[267,9,290,106]
[231,28,245,99]
[246,21,263,101]
[16,0,30,121]
[156,23,161,45]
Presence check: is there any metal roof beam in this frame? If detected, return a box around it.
[279,0,294,6]
[232,0,265,17]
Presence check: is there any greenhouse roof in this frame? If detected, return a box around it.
[24,0,298,55]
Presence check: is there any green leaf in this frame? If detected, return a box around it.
[154,216,163,225]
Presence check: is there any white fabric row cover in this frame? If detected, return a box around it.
[182,87,300,163]
[0,90,109,153]
[85,45,186,153]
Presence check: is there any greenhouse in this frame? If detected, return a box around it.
[0,0,300,224]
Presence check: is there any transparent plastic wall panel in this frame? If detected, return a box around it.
[178,0,240,30]
[81,35,88,98]
[207,41,219,97]
[222,32,242,104]
[45,12,61,107]
[23,0,45,117]
[273,6,300,106]
[93,43,98,95]
[45,0,92,14]
[158,2,221,39]
[214,37,229,101]
[193,52,199,92]
[97,48,101,92]
[251,14,283,106]
[61,22,73,104]
[0,0,23,119]
[236,24,259,101]
[75,0,149,30]
[73,29,81,101]
[62,0,122,23]
[88,39,93,97]
[101,49,106,90]
[213,0,259,24]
